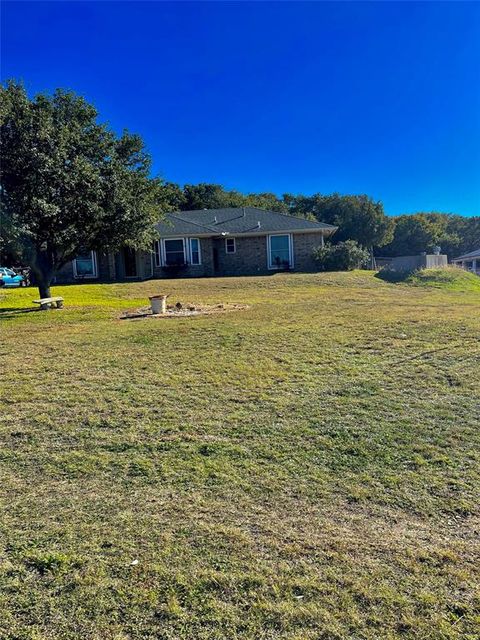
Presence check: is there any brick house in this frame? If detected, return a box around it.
[55,207,337,282]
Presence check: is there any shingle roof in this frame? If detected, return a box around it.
[155,207,337,238]
[452,247,480,261]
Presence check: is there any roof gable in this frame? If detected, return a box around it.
[155,207,337,237]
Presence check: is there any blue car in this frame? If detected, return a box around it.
[0,267,25,287]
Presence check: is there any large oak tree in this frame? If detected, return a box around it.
[1,81,164,298]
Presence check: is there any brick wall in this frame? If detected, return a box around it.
[152,238,215,279]
[213,235,268,276]
[212,232,325,276]
[293,232,324,272]
[54,251,111,284]
[53,233,325,283]
[54,261,76,283]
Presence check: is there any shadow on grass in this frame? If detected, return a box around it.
[0,307,42,319]
[374,269,412,284]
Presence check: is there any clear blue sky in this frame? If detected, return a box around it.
[2,1,479,216]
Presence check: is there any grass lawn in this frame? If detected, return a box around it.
[1,270,479,639]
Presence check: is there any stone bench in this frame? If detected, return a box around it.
[33,296,64,310]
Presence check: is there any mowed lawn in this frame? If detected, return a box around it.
[0,271,479,640]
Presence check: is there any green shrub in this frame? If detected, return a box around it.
[313,240,370,271]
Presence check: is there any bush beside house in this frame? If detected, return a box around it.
[313,240,370,271]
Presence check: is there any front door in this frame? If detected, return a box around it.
[123,247,137,277]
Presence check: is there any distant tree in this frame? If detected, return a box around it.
[379,213,479,258]
[181,183,245,210]
[431,214,480,258]
[313,240,369,271]
[381,215,441,256]
[0,81,164,298]
[243,192,288,213]
[159,181,187,211]
[288,193,394,248]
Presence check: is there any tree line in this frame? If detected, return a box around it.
[1,82,479,297]
[161,183,480,259]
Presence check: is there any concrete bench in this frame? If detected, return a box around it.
[33,296,64,310]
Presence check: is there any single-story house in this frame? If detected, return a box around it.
[55,207,337,282]
[451,248,480,275]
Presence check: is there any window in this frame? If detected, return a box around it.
[225,237,236,254]
[73,251,97,278]
[153,241,161,267]
[268,235,292,270]
[163,239,185,266]
[190,238,201,265]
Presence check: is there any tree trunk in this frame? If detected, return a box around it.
[38,281,51,299]
[31,248,55,300]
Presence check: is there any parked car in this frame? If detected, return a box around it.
[0,267,25,287]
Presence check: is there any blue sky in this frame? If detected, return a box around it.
[2,1,479,216]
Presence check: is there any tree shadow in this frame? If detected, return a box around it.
[0,307,41,319]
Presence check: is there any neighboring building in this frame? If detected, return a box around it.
[387,253,448,272]
[452,248,480,275]
[55,207,337,282]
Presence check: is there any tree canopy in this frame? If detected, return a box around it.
[177,183,288,213]
[286,193,394,248]
[381,213,480,258]
[0,81,164,297]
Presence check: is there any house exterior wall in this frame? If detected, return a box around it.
[213,235,267,276]
[115,249,152,280]
[210,231,324,277]
[54,249,152,283]
[152,237,215,278]
[293,232,325,272]
[54,261,76,283]
[54,251,112,284]
[52,232,325,283]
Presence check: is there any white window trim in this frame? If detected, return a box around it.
[225,237,236,254]
[161,237,186,267]
[73,250,98,278]
[148,248,154,278]
[267,234,294,270]
[188,238,202,265]
[153,240,161,268]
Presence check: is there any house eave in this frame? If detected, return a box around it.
[156,227,338,239]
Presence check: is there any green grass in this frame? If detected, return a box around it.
[377,265,480,291]
[1,271,479,639]
[405,267,480,291]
